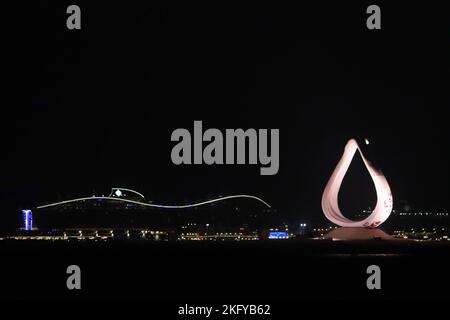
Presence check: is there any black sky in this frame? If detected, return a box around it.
[2,1,450,230]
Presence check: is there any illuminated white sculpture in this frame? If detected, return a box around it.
[321,139,393,228]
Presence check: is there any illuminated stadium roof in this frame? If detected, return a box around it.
[36,187,271,210]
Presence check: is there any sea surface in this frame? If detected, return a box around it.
[1,239,450,301]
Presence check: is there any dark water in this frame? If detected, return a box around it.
[1,239,450,302]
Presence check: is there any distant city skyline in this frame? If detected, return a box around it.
[2,2,449,233]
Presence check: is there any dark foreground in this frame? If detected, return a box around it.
[1,239,450,302]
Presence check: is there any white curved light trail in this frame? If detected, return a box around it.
[321,138,393,228]
[37,194,271,210]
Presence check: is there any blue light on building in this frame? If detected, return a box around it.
[268,231,288,239]
[22,209,33,231]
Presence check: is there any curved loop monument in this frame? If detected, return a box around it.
[321,139,393,228]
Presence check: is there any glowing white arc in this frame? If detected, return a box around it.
[110,187,146,199]
[321,139,393,228]
[37,194,271,210]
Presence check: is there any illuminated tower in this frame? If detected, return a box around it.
[22,209,33,231]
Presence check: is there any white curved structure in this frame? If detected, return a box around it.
[321,139,393,228]
[109,187,146,200]
[37,194,271,210]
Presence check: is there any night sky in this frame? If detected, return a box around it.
[2,1,449,230]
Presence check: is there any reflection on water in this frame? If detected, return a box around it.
[323,227,396,241]
[320,253,402,257]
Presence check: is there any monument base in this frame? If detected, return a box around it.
[323,227,395,241]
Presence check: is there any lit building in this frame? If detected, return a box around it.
[19,187,277,241]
